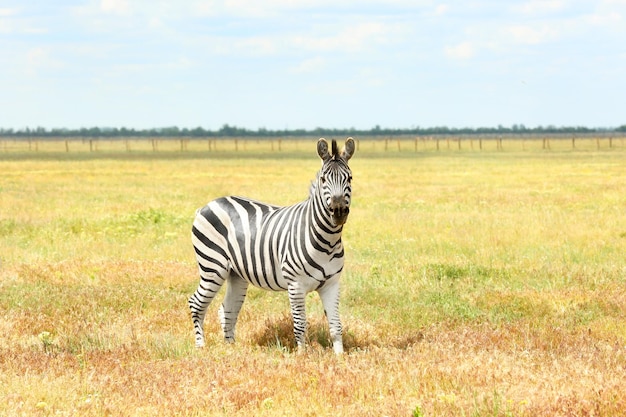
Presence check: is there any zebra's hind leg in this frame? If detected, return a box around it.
[219,274,249,343]
[188,268,227,348]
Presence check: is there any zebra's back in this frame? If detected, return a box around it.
[192,196,297,291]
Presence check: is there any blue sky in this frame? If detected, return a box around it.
[1,0,625,130]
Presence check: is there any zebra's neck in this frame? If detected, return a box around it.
[307,179,344,245]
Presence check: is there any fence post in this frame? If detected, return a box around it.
[65,140,69,152]
[457,137,461,150]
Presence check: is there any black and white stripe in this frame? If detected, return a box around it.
[188,138,355,354]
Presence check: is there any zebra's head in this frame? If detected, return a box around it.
[316,137,356,228]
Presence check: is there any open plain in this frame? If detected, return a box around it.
[1,138,625,416]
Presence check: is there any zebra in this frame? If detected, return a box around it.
[188,137,355,354]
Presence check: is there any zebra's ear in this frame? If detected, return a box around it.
[341,137,356,161]
[317,138,331,161]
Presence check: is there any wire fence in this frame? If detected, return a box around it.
[1,134,625,154]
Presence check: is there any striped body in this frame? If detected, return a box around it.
[188,138,355,354]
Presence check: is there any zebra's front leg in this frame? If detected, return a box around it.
[317,276,344,354]
[219,274,249,343]
[287,283,308,353]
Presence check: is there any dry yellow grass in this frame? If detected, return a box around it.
[1,140,625,416]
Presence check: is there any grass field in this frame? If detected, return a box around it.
[1,139,625,416]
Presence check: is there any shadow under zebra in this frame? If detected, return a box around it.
[250,314,424,353]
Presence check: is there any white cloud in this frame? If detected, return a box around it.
[514,0,565,14]
[0,7,18,17]
[193,0,219,17]
[193,0,433,18]
[291,22,407,54]
[586,10,622,25]
[193,0,326,18]
[433,4,449,16]
[289,56,327,74]
[508,24,559,44]
[445,41,474,60]
[167,56,193,70]
[24,47,65,75]
[197,20,410,59]
[100,0,131,15]
[234,36,280,55]
[225,13,411,77]
[0,7,49,37]
[0,7,18,33]
[27,48,49,66]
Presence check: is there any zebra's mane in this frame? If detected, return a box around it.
[331,139,339,159]
[309,174,318,198]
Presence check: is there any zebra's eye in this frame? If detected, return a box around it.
[320,176,326,184]
[347,176,352,183]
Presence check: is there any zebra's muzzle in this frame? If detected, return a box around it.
[329,196,350,226]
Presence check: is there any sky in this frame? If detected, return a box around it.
[1,0,625,131]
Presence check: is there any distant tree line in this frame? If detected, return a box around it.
[1,124,625,138]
